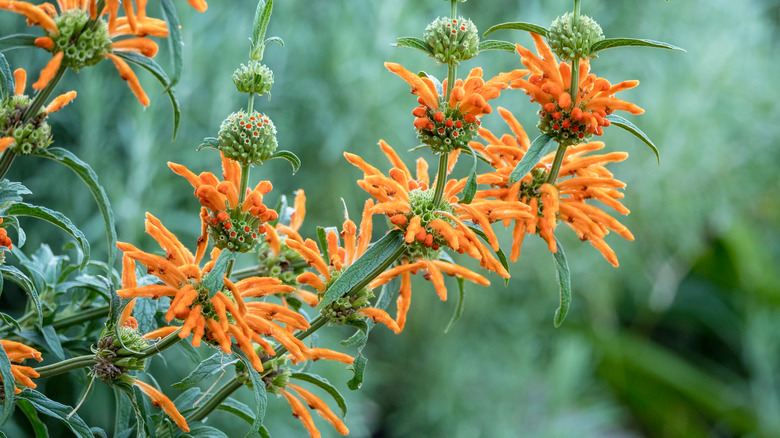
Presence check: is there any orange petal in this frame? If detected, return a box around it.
[104,52,149,106]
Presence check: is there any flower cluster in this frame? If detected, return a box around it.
[0,339,42,396]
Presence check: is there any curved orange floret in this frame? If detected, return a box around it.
[133,379,189,432]
[473,107,634,266]
[0,339,43,393]
[510,33,643,136]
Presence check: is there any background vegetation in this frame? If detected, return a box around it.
[2,0,779,436]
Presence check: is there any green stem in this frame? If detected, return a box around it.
[225,258,236,280]
[432,152,449,205]
[569,0,581,98]
[545,142,569,184]
[0,150,17,181]
[451,0,457,18]
[52,306,109,330]
[22,65,66,121]
[137,327,182,359]
[238,163,251,205]
[35,355,95,379]
[248,92,255,114]
[185,377,243,422]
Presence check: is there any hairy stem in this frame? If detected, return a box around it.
[137,327,182,359]
[545,142,569,184]
[52,306,110,330]
[432,152,450,205]
[185,377,243,422]
[35,355,95,379]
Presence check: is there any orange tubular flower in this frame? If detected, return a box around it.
[509,32,643,142]
[0,0,168,105]
[133,379,189,432]
[0,218,13,249]
[385,62,526,153]
[0,339,43,394]
[473,107,634,267]
[169,153,278,253]
[280,383,349,437]
[286,197,401,334]
[344,141,523,330]
[117,213,303,370]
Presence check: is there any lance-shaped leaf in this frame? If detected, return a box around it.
[394,37,433,55]
[316,226,331,263]
[233,349,268,438]
[200,250,236,299]
[316,229,405,311]
[17,389,95,438]
[270,150,300,174]
[483,22,548,38]
[40,325,64,360]
[0,53,12,100]
[0,179,31,206]
[0,34,38,53]
[551,237,571,327]
[605,114,660,165]
[197,136,220,151]
[115,52,180,141]
[444,277,466,333]
[1,264,41,324]
[460,145,479,204]
[509,134,556,184]
[172,352,237,389]
[590,38,685,54]
[115,383,148,438]
[217,397,255,424]
[0,341,15,426]
[17,399,48,437]
[477,40,516,53]
[159,0,183,87]
[35,147,117,268]
[3,202,90,268]
[290,372,347,417]
[250,0,274,60]
[113,386,134,437]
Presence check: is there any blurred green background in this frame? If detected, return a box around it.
[2,0,780,436]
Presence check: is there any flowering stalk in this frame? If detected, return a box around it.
[34,355,95,379]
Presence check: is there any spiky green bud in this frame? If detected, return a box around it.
[232,61,274,95]
[0,95,52,155]
[547,12,604,61]
[424,16,479,65]
[218,110,278,166]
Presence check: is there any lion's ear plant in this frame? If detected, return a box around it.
[0,0,681,436]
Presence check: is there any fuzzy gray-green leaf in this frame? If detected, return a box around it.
[394,37,434,55]
[0,342,15,426]
[552,237,571,327]
[0,34,38,53]
[483,22,548,38]
[172,353,237,389]
[605,114,660,165]
[590,38,685,54]
[509,134,555,184]
[477,40,516,53]
[271,150,300,174]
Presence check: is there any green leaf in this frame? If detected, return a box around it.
[250,0,273,60]
[444,277,465,333]
[115,52,180,141]
[316,226,330,264]
[0,34,38,53]
[551,237,571,327]
[41,325,64,359]
[316,229,405,311]
[394,37,433,55]
[35,147,117,268]
[590,38,685,54]
[477,40,516,53]
[460,145,478,204]
[509,134,555,184]
[1,264,42,324]
[233,349,267,438]
[200,250,236,299]
[217,397,255,424]
[263,36,284,49]
[113,386,133,438]
[133,298,157,335]
[0,341,15,426]
[115,383,147,438]
[0,179,32,206]
[0,53,12,100]
[159,0,183,87]
[0,312,21,332]
[17,389,95,438]
[604,114,660,165]
[3,202,90,269]
[270,150,300,174]
[197,136,220,151]
[347,353,368,391]
[483,22,548,38]
[290,372,348,417]
[171,352,237,389]
[17,399,49,438]
[464,223,510,283]
[187,424,229,438]
[418,71,443,97]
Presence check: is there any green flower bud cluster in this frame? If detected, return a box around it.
[232,61,274,96]
[415,104,480,153]
[547,12,604,62]
[401,188,453,261]
[424,16,479,65]
[50,10,112,70]
[218,110,278,166]
[519,168,548,201]
[91,327,149,382]
[256,240,308,285]
[537,102,590,147]
[207,208,266,252]
[321,270,374,325]
[0,95,52,155]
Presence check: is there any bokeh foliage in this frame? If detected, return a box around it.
[1,0,779,436]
